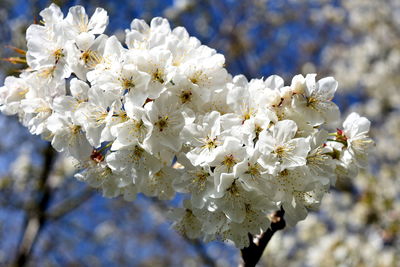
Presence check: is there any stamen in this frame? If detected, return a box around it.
[80,50,103,68]
[179,90,192,104]
[155,115,169,132]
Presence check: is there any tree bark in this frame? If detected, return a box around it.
[239,208,286,267]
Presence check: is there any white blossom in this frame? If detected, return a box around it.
[47,113,92,160]
[292,74,340,126]
[64,6,108,37]
[0,3,374,249]
[257,120,310,174]
[342,112,374,167]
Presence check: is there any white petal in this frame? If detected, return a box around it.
[70,78,89,100]
[264,75,284,89]
[130,19,149,33]
[304,73,317,96]
[88,8,108,34]
[317,77,338,100]
[273,120,297,143]
[217,173,236,194]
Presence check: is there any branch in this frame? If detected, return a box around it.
[46,187,95,221]
[183,237,217,267]
[13,146,95,267]
[239,208,286,267]
[14,144,56,267]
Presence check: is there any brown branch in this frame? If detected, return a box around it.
[12,146,95,267]
[239,208,286,267]
[14,144,56,267]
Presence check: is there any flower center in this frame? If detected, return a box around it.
[245,163,261,178]
[122,78,135,90]
[222,154,237,169]
[306,96,318,107]
[80,50,102,68]
[274,144,292,158]
[203,137,217,150]
[189,70,206,85]
[179,90,192,104]
[155,115,169,132]
[53,48,64,64]
[69,125,81,134]
[132,145,145,161]
[152,68,165,83]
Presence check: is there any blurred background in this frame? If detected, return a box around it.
[0,0,399,266]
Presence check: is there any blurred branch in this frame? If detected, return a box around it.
[12,143,94,266]
[183,237,217,267]
[46,187,95,221]
[14,143,56,267]
[239,208,286,267]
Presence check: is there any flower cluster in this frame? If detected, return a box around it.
[0,4,373,248]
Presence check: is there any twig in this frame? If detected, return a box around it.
[239,208,286,267]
